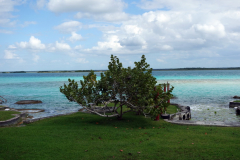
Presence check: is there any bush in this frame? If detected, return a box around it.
[60,55,173,119]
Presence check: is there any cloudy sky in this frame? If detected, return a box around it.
[1,0,240,71]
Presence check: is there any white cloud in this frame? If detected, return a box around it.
[0,0,24,27]
[119,36,147,50]
[142,11,170,23]
[157,59,164,62]
[17,36,46,50]
[55,21,82,33]
[48,0,126,13]
[17,41,27,48]
[74,45,82,50]
[137,0,240,11]
[0,0,22,13]
[4,0,240,70]
[75,12,129,22]
[68,32,83,42]
[21,21,37,27]
[84,5,240,55]
[122,25,143,35]
[76,58,89,63]
[0,18,16,27]
[4,50,18,59]
[55,41,71,50]
[0,29,12,34]
[161,45,173,50]
[92,35,122,51]
[10,37,73,55]
[193,22,226,38]
[47,0,128,22]
[8,45,16,49]
[37,0,47,9]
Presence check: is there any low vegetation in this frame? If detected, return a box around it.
[234,100,240,102]
[60,55,173,120]
[0,105,240,159]
[0,110,20,121]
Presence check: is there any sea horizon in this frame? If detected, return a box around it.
[1,67,240,73]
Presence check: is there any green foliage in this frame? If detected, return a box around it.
[144,83,174,119]
[60,55,173,119]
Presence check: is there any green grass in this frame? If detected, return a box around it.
[0,105,4,107]
[0,105,240,160]
[166,105,178,114]
[234,100,240,102]
[0,111,20,121]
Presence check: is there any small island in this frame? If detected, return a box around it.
[2,67,240,74]
[1,71,26,74]
[37,70,104,73]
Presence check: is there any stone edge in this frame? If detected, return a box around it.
[229,101,240,108]
[167,103,240,127]
[0,106,80,126]
[2,104,240,127]
[0,112,27,127]
[168,103,191,120]
[23,111,79,124]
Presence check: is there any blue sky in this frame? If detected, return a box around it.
[1,0,240,71]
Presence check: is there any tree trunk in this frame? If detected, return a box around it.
[136,109,141,115]
[117,106,123,120]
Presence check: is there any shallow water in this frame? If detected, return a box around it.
[0,70,240,122]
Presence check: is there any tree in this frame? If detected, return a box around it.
[60,55,174,119]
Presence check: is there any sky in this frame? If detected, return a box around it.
[1,0,240,71]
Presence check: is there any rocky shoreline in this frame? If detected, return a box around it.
[1,102,240,127]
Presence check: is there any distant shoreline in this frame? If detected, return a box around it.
[153,67,240,71]
[1,67,240,73]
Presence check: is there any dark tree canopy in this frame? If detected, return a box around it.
[60,55,173,119]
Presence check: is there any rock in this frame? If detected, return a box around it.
[15,100,42,105]
[229,101,240,108]
[161,114,170,119]
[186,106,191,112]
[233,96,240,99]
[180,106,191,112]
[236,106,240,115]
[15,109,45,113]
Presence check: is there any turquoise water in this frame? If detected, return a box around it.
[0,70,240,122]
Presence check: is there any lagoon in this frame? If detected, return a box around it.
[0,70,240,122]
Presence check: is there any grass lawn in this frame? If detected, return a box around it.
[0,105,240,160]
[234,100,240,102]
[0,110,20,121]
[166,105,178,114]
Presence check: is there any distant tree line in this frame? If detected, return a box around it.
[153,67,240,71]
[0,71,26,73]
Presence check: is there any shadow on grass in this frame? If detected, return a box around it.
[34,111,168,129]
